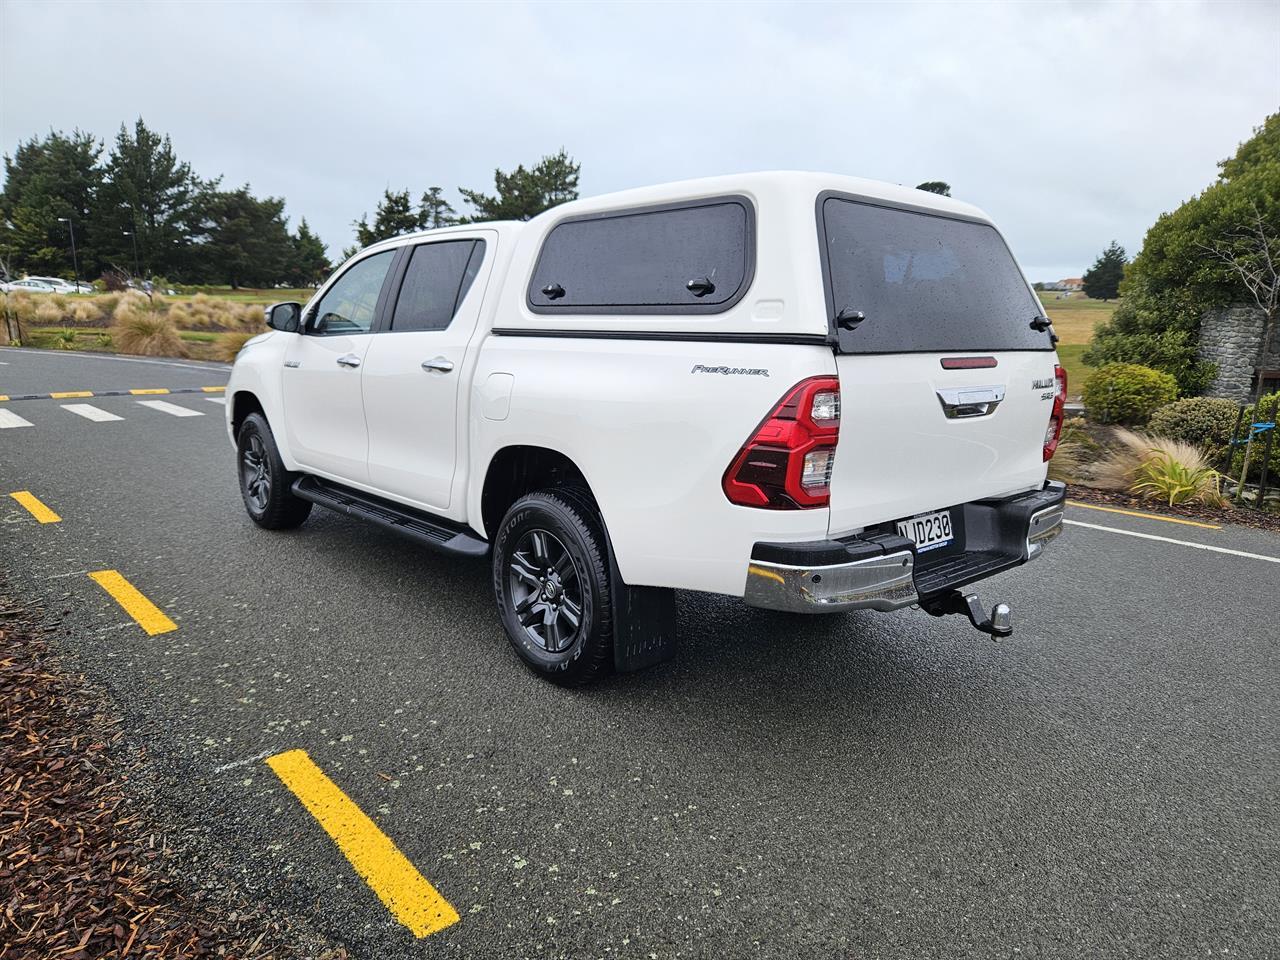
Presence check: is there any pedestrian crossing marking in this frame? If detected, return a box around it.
[0,409,33,428]
[136,399,204,417]
[63,403,124,422]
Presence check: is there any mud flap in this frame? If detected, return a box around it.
[609,555,677,673]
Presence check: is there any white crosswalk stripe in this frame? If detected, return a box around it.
[136,399,204,417]
[0,409,33,429]
[62,403,124,422]
[205,397,227,405]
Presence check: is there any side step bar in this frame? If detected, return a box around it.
[291,476,489,558]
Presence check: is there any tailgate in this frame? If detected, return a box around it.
[828,351,1058,535]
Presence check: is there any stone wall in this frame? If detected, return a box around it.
[1198,305,1279,400]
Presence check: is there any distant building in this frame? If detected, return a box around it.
[1060,278,1084,292]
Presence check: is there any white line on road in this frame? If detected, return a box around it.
[62,403,124,422]
[136,399,204,417]
[2,347,229,372]
[213,749,274,773]
[1064,519,1280,564]
[205,396,227,405]
[0,409,33,429]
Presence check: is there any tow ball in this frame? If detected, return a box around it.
[921,590,1013,639]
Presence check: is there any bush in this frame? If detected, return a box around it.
[1226,391,1280,485]
[1148,396,1241,458]
[1083,363,1179,425]
[1093,428,1225,506]
[34,300,64,325]
[215,331,257,362]
[51,328,78,350]
[111,299,186,358]
[67,299,104,326]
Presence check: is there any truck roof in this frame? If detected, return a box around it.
[535,170,991,225]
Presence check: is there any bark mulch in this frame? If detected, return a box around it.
[0,598,343,960]
[1066,482,1280,533]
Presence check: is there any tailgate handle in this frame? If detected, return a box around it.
[937,385,1005,419]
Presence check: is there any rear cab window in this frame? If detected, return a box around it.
[390,239,486,332]
[818,194,1053,353]
[527,197,754,314]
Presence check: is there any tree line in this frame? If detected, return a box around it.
[0,120,330,288]
[0,119,583,289]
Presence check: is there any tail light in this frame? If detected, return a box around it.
[1043,364,1067,461]
[723,377,840,508]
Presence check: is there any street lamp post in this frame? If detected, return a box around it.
[56,216,81,290]
[122,230,141,278]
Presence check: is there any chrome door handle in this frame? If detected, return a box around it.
[421,356,454,373]
[336,354,361,368]
[936,384,1005,419]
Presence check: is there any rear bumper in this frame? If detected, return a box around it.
[743,481,1065,613]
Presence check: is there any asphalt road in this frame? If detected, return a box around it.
[3,346,1277,959]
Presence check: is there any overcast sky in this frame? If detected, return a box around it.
[2,0,1277,280]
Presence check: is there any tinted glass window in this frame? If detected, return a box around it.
[311,250,395,335]
[390,240,484,332]
[821,198,1051,352]
[528,200,750,311]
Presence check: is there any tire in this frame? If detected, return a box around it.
[236,412,312,530]
[492,490,613,685]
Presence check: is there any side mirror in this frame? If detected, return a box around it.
[265,301,302,332]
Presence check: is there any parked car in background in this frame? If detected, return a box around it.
[1,278,58,294]
[24,276,93,294]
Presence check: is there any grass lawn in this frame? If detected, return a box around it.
[1035,293,1117,399]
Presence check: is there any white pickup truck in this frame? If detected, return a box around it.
[226,172,1066,684]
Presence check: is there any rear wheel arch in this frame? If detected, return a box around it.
[480,445,597,539]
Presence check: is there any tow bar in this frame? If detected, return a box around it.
[921,590,1013,639]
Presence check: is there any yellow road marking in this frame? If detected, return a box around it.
[202,385,226,393]
[88,570,178,635]
[129,388,170,395]
[1065,499,1221,530]
[50,390,93,399]
[10,490,61,523]
[0,396,8,402]
[266,749,459,938]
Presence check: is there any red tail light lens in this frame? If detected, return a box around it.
[723,377,840,509]
[1043,364,1067,461]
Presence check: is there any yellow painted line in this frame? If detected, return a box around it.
[0,395,8,402]
[130,388,170,395]
[1065,499,1221,530]
[50,390,93,399]
[10,490,61,523]
[201,385,226,393]
[88,569,178,635]
[266,749,459,938]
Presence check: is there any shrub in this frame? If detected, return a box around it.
[1083,363,1179,425]
[1227,391,1280,485]
[1046,417,1088,483]
[111,299,186,357]
[1093,428,1225,506]
[34,300,64,325]
[1148,396,1241,457]
[67,299,103,326]
[51,328,78,350]
[215,331,258,362]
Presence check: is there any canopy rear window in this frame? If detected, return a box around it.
[819,195,1052,353]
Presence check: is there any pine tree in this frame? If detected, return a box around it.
[0,130,104,279]
[98,119,201,279]
[198,186,295,288]
[1082,241,1127,301]
[458,149,580,222]
[290,218,331,286]
[418,187,456,229]
[353,189,420,248]
[915,181,952,197]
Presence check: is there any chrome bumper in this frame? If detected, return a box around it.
[744,481,1066,614]
[744,550,918,613]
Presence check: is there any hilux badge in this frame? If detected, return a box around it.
[1031,377,1054,390]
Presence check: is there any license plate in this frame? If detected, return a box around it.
[897,510,954,552]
